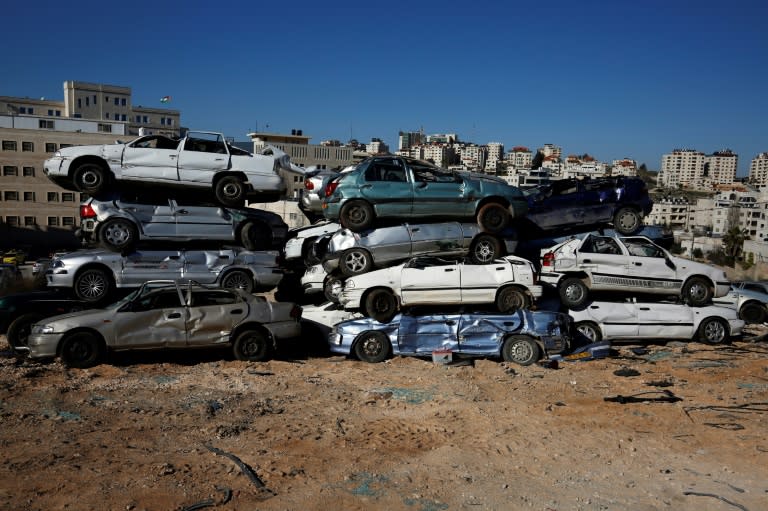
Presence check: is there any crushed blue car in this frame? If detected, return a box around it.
[327,307,573,366]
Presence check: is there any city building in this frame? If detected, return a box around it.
[704,150,738,188]
[398,130,423,151]
[659,149,739,191]
[611,159,637,177]
[504,147,533,170]
[748,152,768,188]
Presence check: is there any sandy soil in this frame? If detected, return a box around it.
[1,329,766,511]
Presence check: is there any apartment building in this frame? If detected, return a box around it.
[611,159,637,177]
[505,147,533,170]
[704,150,738,188]
[459,145,487,171]
[0,81,182,252]
[660,149,738,191]
[398,131,422,151]
[748,152,768,188]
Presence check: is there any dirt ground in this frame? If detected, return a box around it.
[1,326,766,511]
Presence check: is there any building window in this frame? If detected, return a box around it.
[93,95,97,104]
[62,192,75,202]
[55,110,61,117]
[4,191,19,201]
[39,120,54,129]
[19,107,27,114]
[48,109,54,116]
[23,167,35,177]
[45,143,57,152]
[24,216,36,226]
[98,123,112,133]
[23,192,35,201]
[74,113,82,118]
[47,217,59,226]
[3,166,18,176]
[22,141,34,152]
[6,216,20,227]
[47,192,59,202]
[121,114,126,121]
[85,97,89,106]
[105,113,110,119]
[136,115,141,122]
[143,116,148,123]
[28,108,33,114]
[59,144,72,149]
[2,140,17,151]
[62,216,75,226]
[105,96,109,102]
[161,117,165,125]
[79,193,89,202]
[121,98,126,106]
[114,97,119,105]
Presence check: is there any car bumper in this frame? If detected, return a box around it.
[264,319,302,341]
[252,270,284,292]
[538,272,562,286]
[528,285,543,299]
[46,270,76,288]
[321,257,340,274]
[714,282,731,298]
[729,318,745,337]
[27,333,64,359]
[338,289,364,311]
[509,199,529,219]
[327,331,353,356]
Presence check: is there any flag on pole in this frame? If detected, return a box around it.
[160,96,171,103]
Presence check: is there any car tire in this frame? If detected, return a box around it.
[613,207,642,235]
[339,201,374,232]
[559,277,589,309]
[240,221,271,251]
[502,335,541,366]
[339,248,372,277]
[221,270,254,294]
[683,276,712,306]
[575,321,602,343]
[323,275,344,303]
[302,237,321,266]
[477,203,510,234]
[73,163,109,194]
[364,288,398,323]
[233,329,272,361]
[739,302,766,324]
[469,234,503,264]
[353,331,391,363]
[214,176,246,208]
[74,268,113,303]
[696,317,728,344]
[99,218,138,252]
[7,313,44,352]
[495,286,528,313]
[59,331,104,369]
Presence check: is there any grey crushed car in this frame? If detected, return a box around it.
[27,280,303,368]
[78,192,288,252]
[712,282,768,324]
[46,248,284,303]
[316,221,519,277]
[328,307,573,366]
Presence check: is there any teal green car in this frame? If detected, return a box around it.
[321,156,528,233]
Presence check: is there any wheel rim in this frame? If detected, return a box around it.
[482,208,505,230]
[77,272,107,300]
[500,290,524,310]
[742,305,764,323]
[509,341,534,363]
[474,241,495,263]
[687,282,708,302]
[344,251,368,273]
[325,279,343,301]
[577,324,598,341]
[224,273,250,290]
[79,167,102,188]
[347,205,368,225]
[360,336,384,358]
[617,211,639,232]
[103,222,132,247]
[240,335,263,357]
[221,181,242,200]
[564,283,585,303]
[65,339,93,364]
[703,321,725,342]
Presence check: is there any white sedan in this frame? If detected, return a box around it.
[540,234,730,308]
[338,255,542,322]
[569,299,744,344]
[43,131,301,207]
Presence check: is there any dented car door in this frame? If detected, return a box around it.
[112,288,188,348]
[397,312,459,354]
[185,289,248,346]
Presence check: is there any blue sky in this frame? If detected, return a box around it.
[2,0,766,174]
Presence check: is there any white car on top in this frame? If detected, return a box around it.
[540,233,730,309]
[338,255,542,323]
[569,299,744,345]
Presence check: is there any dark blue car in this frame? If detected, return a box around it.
[327,307,573,366]
[519,176,653,236]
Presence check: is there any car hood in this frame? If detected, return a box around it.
[56,142,126,159]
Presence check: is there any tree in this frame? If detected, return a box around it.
[531,151,544,169]
[722,226,748,267]
[692,247,703,259]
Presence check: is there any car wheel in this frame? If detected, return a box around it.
[214,176,246,208]
[683,276,712,306]
[340,201,374,232]
[323,275,344,302]
[495,286,528,313]
[613,207,642,235]
[99,218,138,252]
[364,289,398,323]
[502,335,541,366]
[233,329,272,361]
[6,313,44,352]
[74,268,112,303]
[302,237,321,266]
[59,332,103,369]
[739,302,766,324]
[559,277,589,309]
[477,203,510,233]
[240,221,271,251]
[575,321,603,343]
[339,248,372,277]
[73,163,108,194]
[469,234,502,264]
[354,331,391,363]
[221,270,253,294]
[697,317,728,344]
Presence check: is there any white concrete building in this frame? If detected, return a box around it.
[660,149,706,189]
[704,150,738,188]
[505,147,533,170]
[748,152,768,188]
[611,159,637,177]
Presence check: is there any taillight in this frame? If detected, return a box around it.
[542,252,555,268]
[305,180,315,190]
[80,204,97,218]
[325,181,339,198]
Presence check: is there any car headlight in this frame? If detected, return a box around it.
[31,324,55,334]
[344,279,355,289]
[328,332,342,345]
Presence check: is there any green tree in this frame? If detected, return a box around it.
[723,226,748,267]
[692,247,703,259]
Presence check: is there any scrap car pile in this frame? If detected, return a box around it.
[2,143,754,369]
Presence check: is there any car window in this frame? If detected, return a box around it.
[581,236,621,255]
[623,239,663,258]
[130,135,179,150]
[364,159,406,182]
[743,283,765,293]
[190,290,239,306]
[410,161,458,183]
[134,290,182,311]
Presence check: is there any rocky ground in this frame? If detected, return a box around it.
[1,327,766,511]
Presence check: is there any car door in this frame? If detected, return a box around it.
[180,251,230,284]
[115,196,176,238]
[527,180,584,230]
[636,302,694,339]
[176,134,230,184]
[119,251,185,286]
[356,158,413,218]
[171,198,233,240]
[407,222,465,257]
[350,224,412,264]
[111,288,188,348]
[409,161,474,218]
[185,289,248,346]
[397,311,459,354]
[458,260,512,303]
[399,258,461,305]
[121,135,181,181]
[622,237,680,295]
[456,312,507,355]
[576,235,631,292]
[580,301,639,339]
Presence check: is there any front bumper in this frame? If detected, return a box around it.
[264,319,302,341]
[27,333,64,359]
